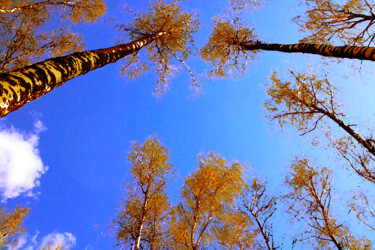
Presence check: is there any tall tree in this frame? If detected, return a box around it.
[0,0,199,117]
[264,70,375,184]
[285,157,371,249]
[170,153,246,250]
[202,19,375,78]
[264,68,375,232]
[111,136,173,250]
[0,34,161,117]
[202,0,375,77]
[0,206,29,248]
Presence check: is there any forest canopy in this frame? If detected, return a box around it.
[1,0,375,249]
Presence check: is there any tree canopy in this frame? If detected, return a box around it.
[171,153,246,249]
[0,206,29,248]
[0,0,199,117]
[0,0,106,72]
[111,137,172,250]
[2,0,375,249]
[293,0,375,46]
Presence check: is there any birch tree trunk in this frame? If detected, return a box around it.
[134,199,148,250]
[0,33,163,117]
[242,42,375,62]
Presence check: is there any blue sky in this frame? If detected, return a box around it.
[2,0,375,249]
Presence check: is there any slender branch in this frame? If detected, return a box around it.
[0,1,76,14]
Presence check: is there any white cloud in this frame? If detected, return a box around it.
[0,121,48,201]
[39,232,76,249]
[85,244,93,250]
[12,235,28,249]
[11,231,76,250]
[33,121,46,134]
[30,231,39,246]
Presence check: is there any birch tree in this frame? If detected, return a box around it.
[202,0,375,78]
[170,153,246,250]
[265,70,375,184]
[264,68,375,232]
[285,157,371,249]
[202,19,375,78]
[0,0,199,117]
[111,137,173,250]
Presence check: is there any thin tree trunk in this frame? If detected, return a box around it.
[135,200,148,250]
[325,111,375,155]
[309,105,375,156]
[311,182,343,250]
[241,41,375,61]
[251,213,272,250]
[0,32,163,117]
[135,179,153,250]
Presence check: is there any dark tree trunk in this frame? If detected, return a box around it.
[242,41,375,61]
[0,33,162,117]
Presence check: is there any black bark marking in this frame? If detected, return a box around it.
[0,34,161,117]
[242,42,375,61]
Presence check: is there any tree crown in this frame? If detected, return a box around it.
[118,0,200,94]
[294,0,375,46]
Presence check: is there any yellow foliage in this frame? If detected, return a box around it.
[285,157,371,249]
[41,243,67,250]
[171,153,246,249]
[350,191,375,231]
[264,69,341,135]
[212,210,256,250]
[229,0,264,12]
[127,136,172,181]
[201,18,259,78]
[0,205,29,248]
[265,69,375,186]
[0,0,106,23]
[212,175,278,250]
[201,0,263,78]
[68,0,106,24]
[112,136,173,249]
[117,0,200,94]
[294,0,375,45]
[0,0,106,72]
